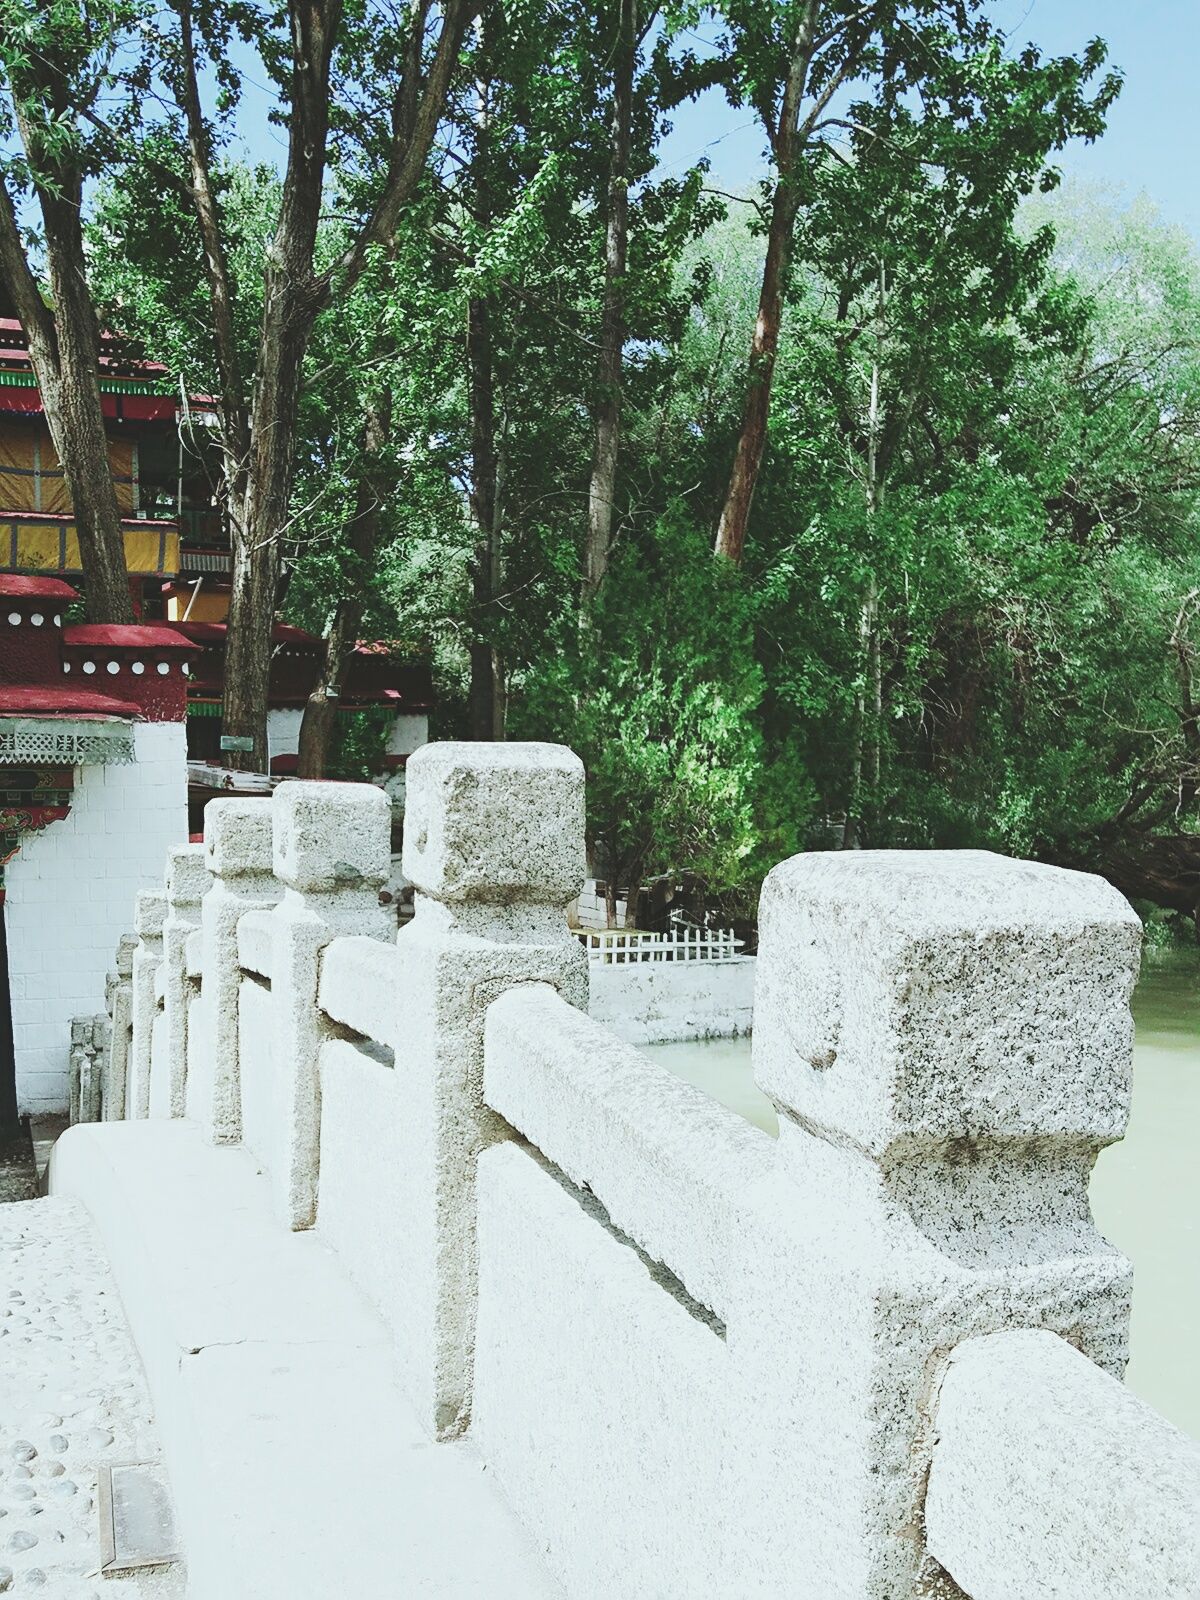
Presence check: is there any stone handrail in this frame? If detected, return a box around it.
[317,935,400,1045]
[76,740,1199,1598]
[926,1329,1200,1598]
[483,981,773,1322]
[234,909,274,981]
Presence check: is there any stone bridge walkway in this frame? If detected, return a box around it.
[0,1197,185,1599]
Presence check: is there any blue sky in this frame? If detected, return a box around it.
[657,1,1200,242]
[227,2,1198,243]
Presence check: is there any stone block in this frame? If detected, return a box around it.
[926,1330,1200,1600]
[272,780,391,893]
[134,889,167,939]
[402,742,585,906]
[754,849,1141,1158]
[203,797,273,878]
[166,841,211,904]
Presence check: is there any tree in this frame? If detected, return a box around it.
[157,0,475,769]
[679,0,1118,564]
[581,0,640,611]
[0,1,147,621]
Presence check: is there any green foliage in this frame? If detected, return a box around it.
[513,513,773,898]
[61,1,1200,929]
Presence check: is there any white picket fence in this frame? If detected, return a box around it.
[576,927,744,964]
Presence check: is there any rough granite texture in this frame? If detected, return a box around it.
[0,1197,183,1600]
[754,849,1141,1154]
[153,844,211,1120]
[402,742,585,905]
[262,859,394,1230]
[188,800,280,1143]
[744,848,1142,1597]
[317,744,588,1440]
[471,846,1145,1599]
[926,1330,1200,1599]
[127,892,167,1122]
[271,780,391,894]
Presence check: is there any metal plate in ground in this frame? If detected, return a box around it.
[97,1460,181,1575]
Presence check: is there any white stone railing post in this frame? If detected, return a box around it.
[268,780,394,1230]
[102,933,136,1120]
[127,889,167,1120]
[158,842,211,1119]
[396,742,587,1439]
[191,798,281,1141]
[748,849,1141,1599]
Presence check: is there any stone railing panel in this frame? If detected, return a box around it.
[317,936,400,1045]
[190,797,280,1141]
[483,982,773,1322]
[236,909,275,980]
[926,1329,1200,1599]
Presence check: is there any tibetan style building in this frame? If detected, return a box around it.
[0,319,433,1124]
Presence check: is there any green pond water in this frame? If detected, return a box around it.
[646,951,1200,1439]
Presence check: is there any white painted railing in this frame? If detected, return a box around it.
[81,745,1200,1600]
[577,925,743,963]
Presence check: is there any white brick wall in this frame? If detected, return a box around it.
[7,720,188,1114]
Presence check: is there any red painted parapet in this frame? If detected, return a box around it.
[0,574,78,686]
[62,625,200,722]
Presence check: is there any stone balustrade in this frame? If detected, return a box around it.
[73,742,1199,1598]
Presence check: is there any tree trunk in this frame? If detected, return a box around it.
[221,291,315,770]
[296,402,392,777]
[464,22,506,743]
[467,290,505,740]
[714,2,818,564]
[215,0,473,770]
[0,100,132,620]
[843,263,887,846]
[581,0,636,608]
[219,0,340,771]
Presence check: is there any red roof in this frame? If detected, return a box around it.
[171,620,318,648]
[0,575,78,600]
[64,624,201,652]
[0,684,140,718]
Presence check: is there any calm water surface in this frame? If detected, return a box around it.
[646,951,1200,1438]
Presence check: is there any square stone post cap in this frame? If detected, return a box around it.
[204,797,274,878]
[134,889,168,939]
[272,779,392,893]
[754,850,1141,1158]
[402,741,585,905]
[166,842,211,904]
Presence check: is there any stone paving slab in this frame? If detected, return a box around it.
[0,1197,186,1599]
[49,1122,561,1600]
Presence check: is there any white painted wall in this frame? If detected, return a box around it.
[267,708,428,767]
[266,707,304,764]
[7,720,188,1114]
[588,956,755,1045]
